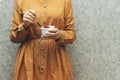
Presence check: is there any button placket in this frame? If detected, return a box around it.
[37,2,48,80]
[42,3,47,25]
[38,40,47,80]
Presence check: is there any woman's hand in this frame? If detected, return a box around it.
[46,28,61,40]
[23,10,36,28]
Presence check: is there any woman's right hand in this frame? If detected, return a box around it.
[23,10,36,28]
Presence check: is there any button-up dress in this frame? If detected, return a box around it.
[9,0,76,80]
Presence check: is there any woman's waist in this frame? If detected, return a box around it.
[24,36,58,46]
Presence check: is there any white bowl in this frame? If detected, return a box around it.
[40,26,55,36]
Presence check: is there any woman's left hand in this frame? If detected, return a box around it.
[46,28,61,40]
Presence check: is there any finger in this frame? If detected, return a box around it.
[24,10,36,16]
[23,18,33,23]
[46,32,57,36]
[27,12,36,19]
[46,31,60,40]
[24,14,34,21]
[48,28,58,33]
[28,10,36,17]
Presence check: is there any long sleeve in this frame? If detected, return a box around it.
[9,0,28,43]
[57,0,76,45]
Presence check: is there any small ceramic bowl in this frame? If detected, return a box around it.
[40,26,55,36]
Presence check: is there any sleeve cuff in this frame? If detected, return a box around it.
[18,23,28,32]
[55,30,65,43]
[10,23,28,32]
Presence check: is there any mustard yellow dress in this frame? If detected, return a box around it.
[9,0,76,80]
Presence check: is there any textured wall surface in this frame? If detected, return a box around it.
[0,0,120,80]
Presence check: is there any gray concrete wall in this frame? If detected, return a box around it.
[0,0,120,80]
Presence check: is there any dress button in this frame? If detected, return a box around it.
[43,22,46,25]
[44,12,47,15]
[37,54,40,57]
[43,6,46,8]
[40,66,45,72]
[41,55,45,58]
